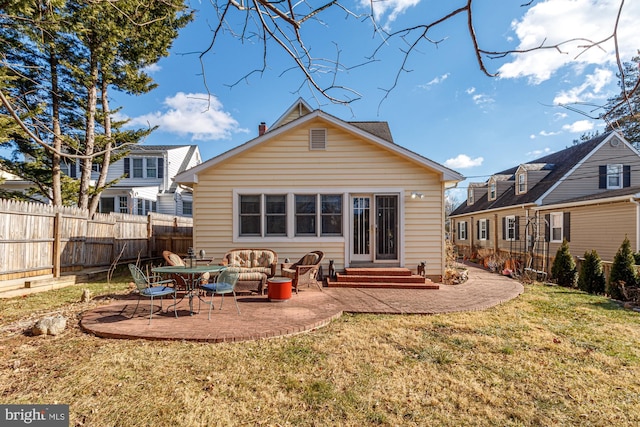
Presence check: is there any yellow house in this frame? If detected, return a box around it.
[174,99,463,281]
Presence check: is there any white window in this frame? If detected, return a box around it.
[479,219,488,240]
[468,189,474,205]
[518,173,526,194]
[238,193,343,238]
[505,216,516,240]
[146,158,158,178]
[489,182,496,200]
[607,164,623,189]
[135,199,156,215]
[550,212,563,242]
[457,221,467,240]
[119,197,128,213]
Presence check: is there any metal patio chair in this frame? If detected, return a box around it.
[128,263,177,324]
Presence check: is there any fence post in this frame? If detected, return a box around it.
[53,212,62,278]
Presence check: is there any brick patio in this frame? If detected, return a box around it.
[80,263,524,343]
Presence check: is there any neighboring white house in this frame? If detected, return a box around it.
[1,145,202,217]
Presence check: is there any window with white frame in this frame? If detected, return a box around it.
[607,164,623,189]
[478,219,488,240]
[550,212,563,242]
[457,221,467,240]
[489,182,496,200]
[266,195,286,235]
[119,197,128,213]
[238,193,343,238]
[134,199,156,215]
[505,216,516,240]
[99,196,128,214]
[518,173,526,194]
[125,157,164,179]
[468,189,474,205]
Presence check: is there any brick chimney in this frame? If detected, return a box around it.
[258,122,267,136]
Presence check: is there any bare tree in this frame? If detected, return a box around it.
[199,0,634,108]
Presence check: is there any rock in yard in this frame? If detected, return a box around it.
[31,315,67,336]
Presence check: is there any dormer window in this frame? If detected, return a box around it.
[517,173,526,194]
[489,181,496,201]
[468,188,474,205]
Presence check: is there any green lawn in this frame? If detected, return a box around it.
[1,277,639,426]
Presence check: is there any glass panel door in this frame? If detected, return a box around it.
[376,195,398,260]
[351,196,372,261]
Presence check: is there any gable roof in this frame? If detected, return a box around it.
[174,100,463,185]
[450,131,621,216]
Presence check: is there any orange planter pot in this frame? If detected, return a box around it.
[267,277,292,302]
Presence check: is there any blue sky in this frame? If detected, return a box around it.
[115,0,640,202]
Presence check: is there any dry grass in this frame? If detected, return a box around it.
[1,278,640,426]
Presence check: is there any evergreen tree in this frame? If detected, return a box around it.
[577,250,606,295]
[604,54,640,148]
[551,238,577,287]
[608,236,637,300]
[1,1,191,214]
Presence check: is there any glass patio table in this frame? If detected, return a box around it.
[152,264,225,316]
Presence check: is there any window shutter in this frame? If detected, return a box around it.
[158,158,164,179]
[70,161,77,178]
[544,214,550,242]
[599,165,606,188]
[502,217,506,240]
[624,165,631,187]
[476,221,480,240]
[124,158,130,178]
[563,212,571,242]
[515,216,520,240]
[486,219,490,239]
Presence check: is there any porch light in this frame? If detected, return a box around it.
[411,192,424,199]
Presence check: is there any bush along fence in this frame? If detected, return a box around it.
[0,199,193,285]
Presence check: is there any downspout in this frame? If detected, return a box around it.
[632,197,640,253]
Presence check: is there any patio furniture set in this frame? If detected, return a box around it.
[128,249,324,324]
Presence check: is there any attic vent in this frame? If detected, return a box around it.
[310,128,327,150]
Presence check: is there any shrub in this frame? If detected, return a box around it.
[551,238,577,287]
[577,250,606,294]
[608,236,637,300]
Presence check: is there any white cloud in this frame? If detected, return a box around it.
[562,120,594,133]
[471,93,495,106]
[419,73,450,89]
[128,92,245,141]
[554,112,568,120]
[143,63,161,74]
[539,130,561,137]
[444,154,484,169]
[361,0,421,26]
[498,0,640,83]
[553,68,614,104]
[530,134,536,139]
[466,87,476,95]
[526,148,552,157]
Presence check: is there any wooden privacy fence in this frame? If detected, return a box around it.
[0,199,192,282]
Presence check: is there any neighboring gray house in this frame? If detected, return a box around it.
[1,145,202,217]
[450,131,640,269]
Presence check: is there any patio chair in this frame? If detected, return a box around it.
[162,250,210,290]
[281,251,324,293]
[128,264,177,324]
[199,268,241,318]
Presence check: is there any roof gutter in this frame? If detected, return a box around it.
[531,193,640,211]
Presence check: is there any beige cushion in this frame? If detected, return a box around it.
[169,254,185,266]
[300,253,319,265]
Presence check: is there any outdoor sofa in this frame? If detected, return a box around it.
[220,248,278,294]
